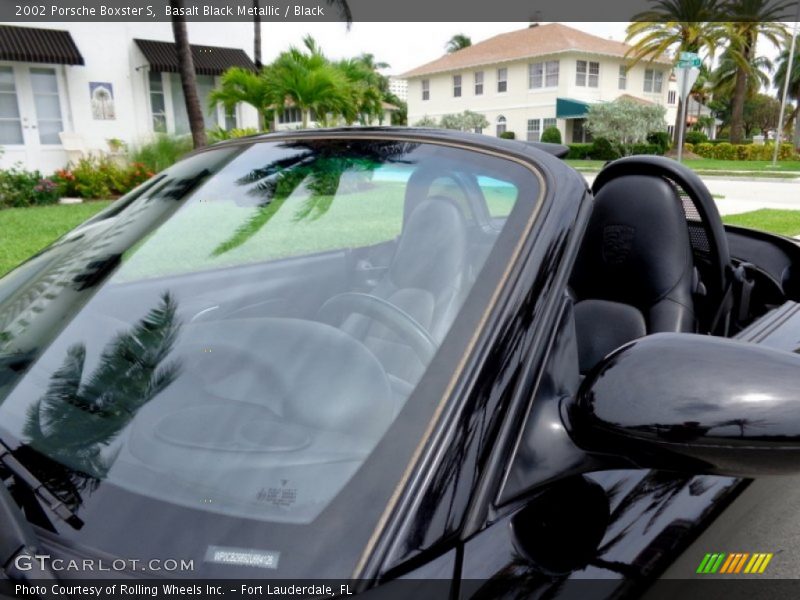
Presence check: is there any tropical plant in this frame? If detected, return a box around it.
[445,33,472,53]
[129,135,193,173]
[209,67,273,131]
[625,0,726,140]
[169,0,206,148]
[723,0,790,142]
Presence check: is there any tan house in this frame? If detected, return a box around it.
[401,23,673,143]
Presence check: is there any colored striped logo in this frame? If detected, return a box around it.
[696,552,774,574]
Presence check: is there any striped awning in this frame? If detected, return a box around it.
[0,25,84,65]
[134,39,256,76]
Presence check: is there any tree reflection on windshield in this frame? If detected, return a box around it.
[18,292,182,510]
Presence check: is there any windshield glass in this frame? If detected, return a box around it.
[0,137,540,577]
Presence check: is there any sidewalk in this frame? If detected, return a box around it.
[581,173,800,217]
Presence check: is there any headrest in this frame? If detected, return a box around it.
[574,299,647,374]
[389,196,466,293]
[571,175,691,307]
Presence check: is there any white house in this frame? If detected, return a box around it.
[401,23,673,143]
[0,22,261,173]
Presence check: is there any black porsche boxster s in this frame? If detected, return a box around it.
[2,128,800,597]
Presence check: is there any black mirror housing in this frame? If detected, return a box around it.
[566,333,800,477]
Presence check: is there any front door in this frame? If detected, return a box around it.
[0,64,66,172]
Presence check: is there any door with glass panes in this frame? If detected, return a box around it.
[0,65,66,170]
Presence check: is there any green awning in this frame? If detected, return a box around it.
[556,98,590,119]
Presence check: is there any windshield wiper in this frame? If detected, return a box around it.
[0,438,84,530]
[0,483,58,582]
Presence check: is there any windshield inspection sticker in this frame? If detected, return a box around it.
[204,545,280,569]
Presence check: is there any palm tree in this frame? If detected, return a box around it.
[774,42,800,147]
[253,0,262,69]
[265,36,355,128]
[625,0,726,141]
[169,0,207,148]
[724,0,790,142]
[209,67,272,131]
[445,33,472,53]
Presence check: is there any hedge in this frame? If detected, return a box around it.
[566,140,662,160]
[689,142,797,161]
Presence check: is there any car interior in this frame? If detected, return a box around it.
[568,157,798,376]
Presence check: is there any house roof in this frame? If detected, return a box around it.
[0,25,84,66]
[400,23,671,79]
[134,39,256,76]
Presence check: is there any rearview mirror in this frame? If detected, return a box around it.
[566,333,800,477]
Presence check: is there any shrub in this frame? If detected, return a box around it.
[712,142,736,160]
[53,157,156,200]
[0,166,60,208]
[685,131,708,145]
[683,142,694,154]
[590,138,622,161]
[646,131,670,154]
[208,127,260,143]
[541,126,562,144]
[566,143,593,159]
[499,131,516,140]
[129,134,193,173]
[627,143,662,155]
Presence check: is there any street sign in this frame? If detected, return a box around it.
[677,51,702,68]
[676,66,700,102]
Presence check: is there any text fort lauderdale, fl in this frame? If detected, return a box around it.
[166,4,327,16]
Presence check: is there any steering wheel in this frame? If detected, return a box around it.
[592,156,733,333]
[317,292,437,363]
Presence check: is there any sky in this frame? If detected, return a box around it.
[187,21,632,75]
[182,20,790,91]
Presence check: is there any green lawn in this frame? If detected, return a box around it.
[0,201,112,276]
[2,200,799,281]
[722,210,800,238]
[566,158,800,175]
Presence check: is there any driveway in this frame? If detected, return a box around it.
[582,174,800,216]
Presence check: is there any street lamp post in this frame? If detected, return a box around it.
[772,9,800,166]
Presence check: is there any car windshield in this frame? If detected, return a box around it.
[0,137,540,577]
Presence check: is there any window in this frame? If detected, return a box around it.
[576,61,600,88]
[453,74,462,97]
[527,119,541,142]
[0,66,22,144]
[225,105,237,130]
[618,65,627,90]
[529,63,543,89]
[474,71,484,95]
[497,68,507,93]
[30,68,63,144]
[668,90,677,104]
[644,69,664,93]
[545,61,559,87]
[543,118,557,131]
[149,71,167,133]
[422,79,430,101]
[278,108,309,124]
[530,61,559,89]
[496,115,507,136]
[170,74,215,134]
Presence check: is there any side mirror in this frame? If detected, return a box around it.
[566,333,800,477]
